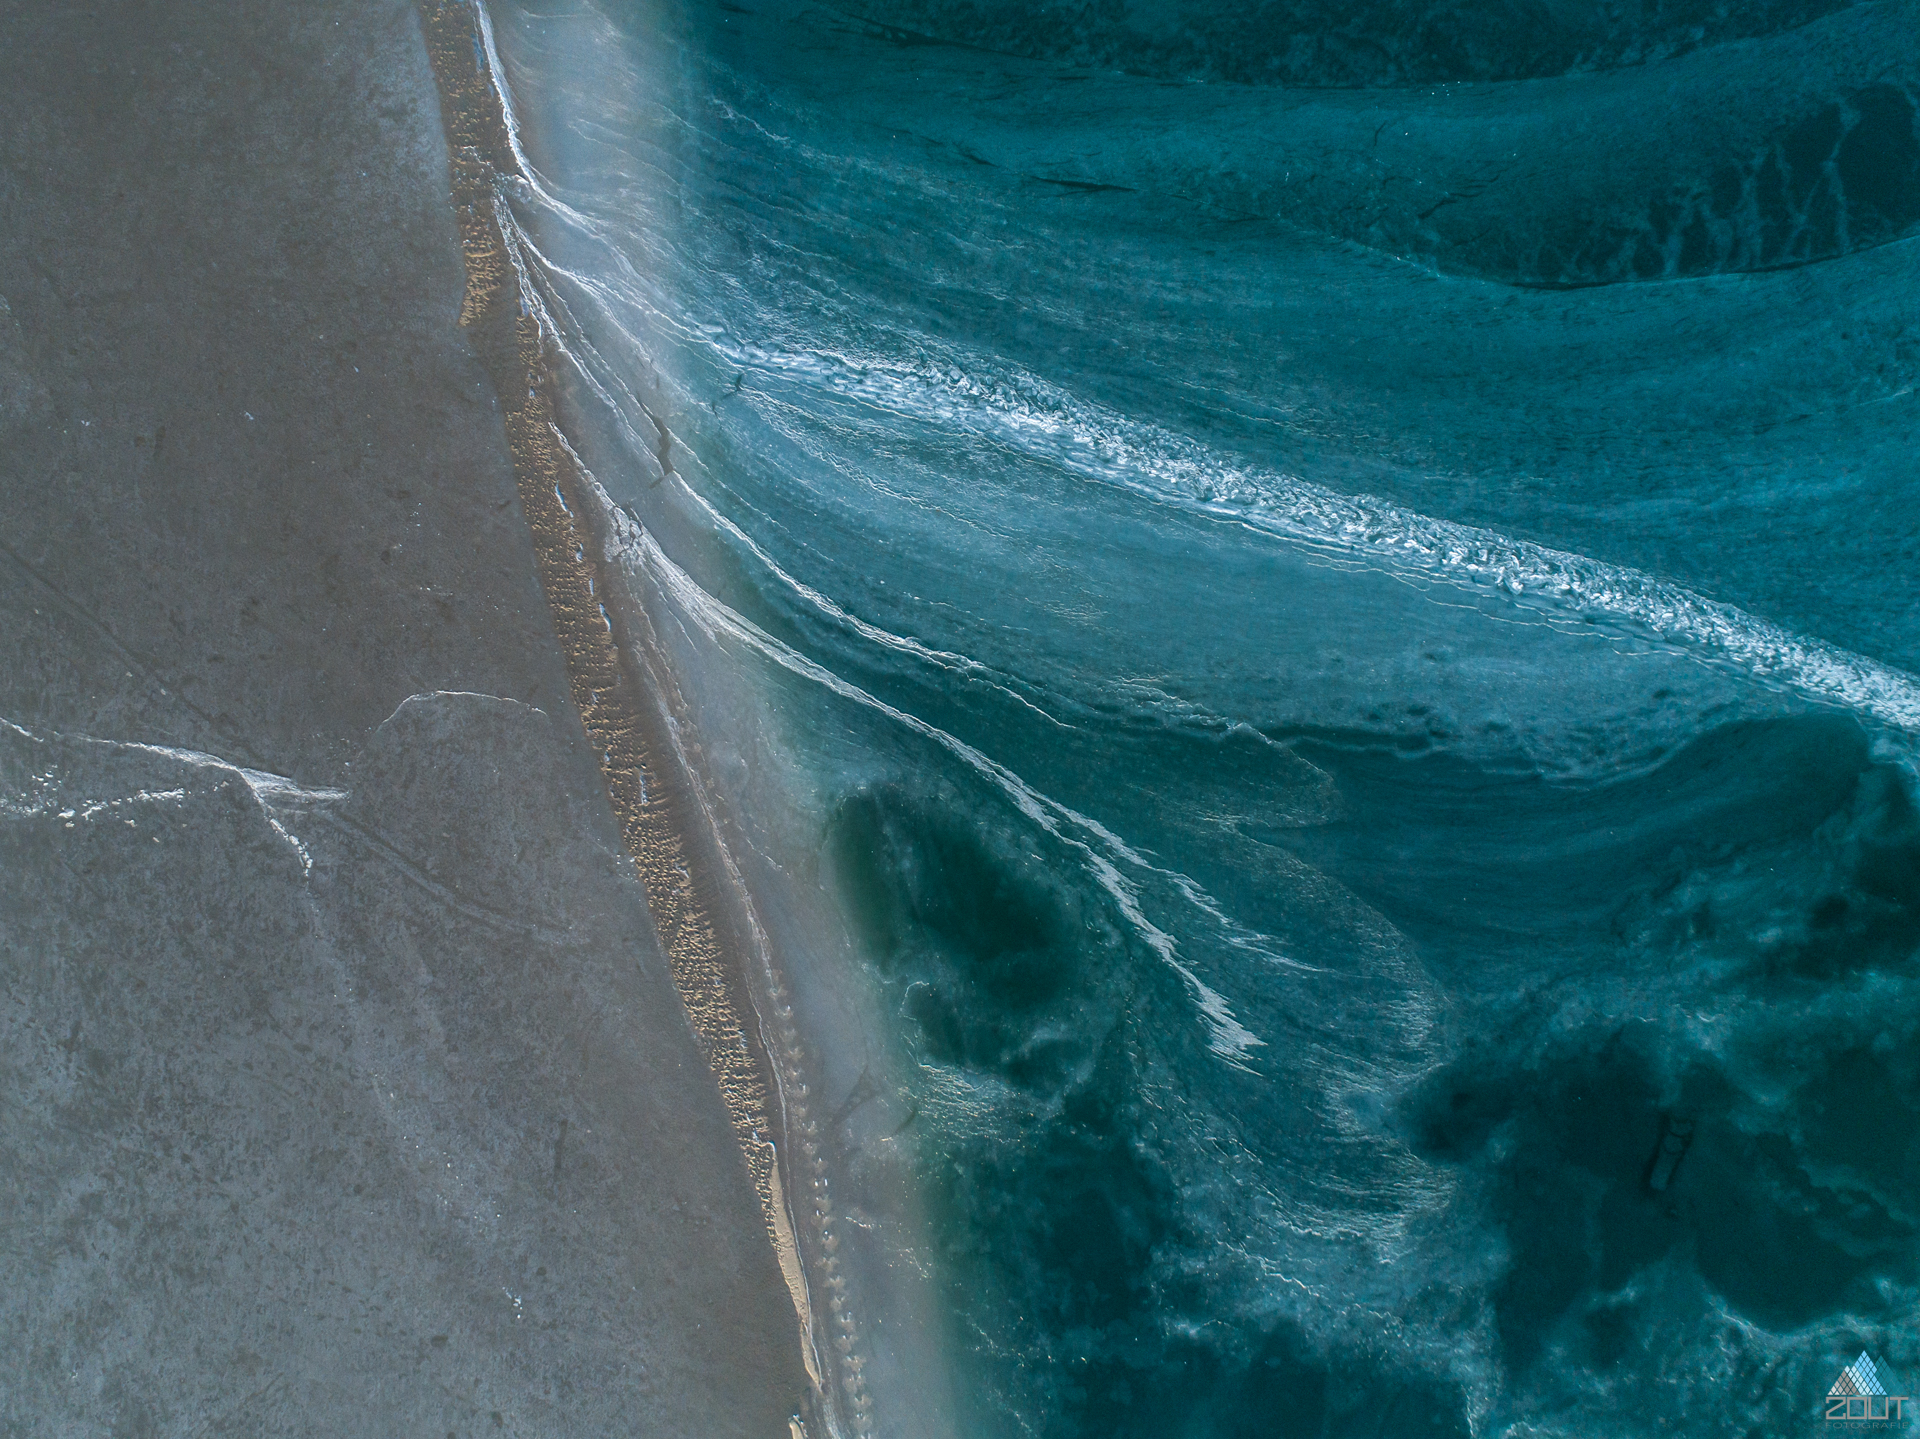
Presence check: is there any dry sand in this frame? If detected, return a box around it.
[0,1,807,1433]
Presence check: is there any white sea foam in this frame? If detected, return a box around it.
[591,486,1267,1061]
[721,341,1920,735]
[491,147,1920,745]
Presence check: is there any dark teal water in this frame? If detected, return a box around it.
[476,1,1920,1432]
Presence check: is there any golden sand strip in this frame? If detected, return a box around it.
[414,5,868,1435]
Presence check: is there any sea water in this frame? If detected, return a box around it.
[470,1,1920,1432]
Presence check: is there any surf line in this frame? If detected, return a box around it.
[415,6,861,1437]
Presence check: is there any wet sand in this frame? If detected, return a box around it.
[0,1,806,1433]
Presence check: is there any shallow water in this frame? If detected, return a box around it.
[474,1,1920,1432]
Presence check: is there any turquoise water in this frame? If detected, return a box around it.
[477,1,1920,1432]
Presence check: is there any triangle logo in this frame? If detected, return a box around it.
[1826,1351,1908,1423]
[1847,1353,1888,1397]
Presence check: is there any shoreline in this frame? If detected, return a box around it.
[411,4,858,1433]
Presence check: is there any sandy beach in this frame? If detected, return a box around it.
[0,1,806,1433]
